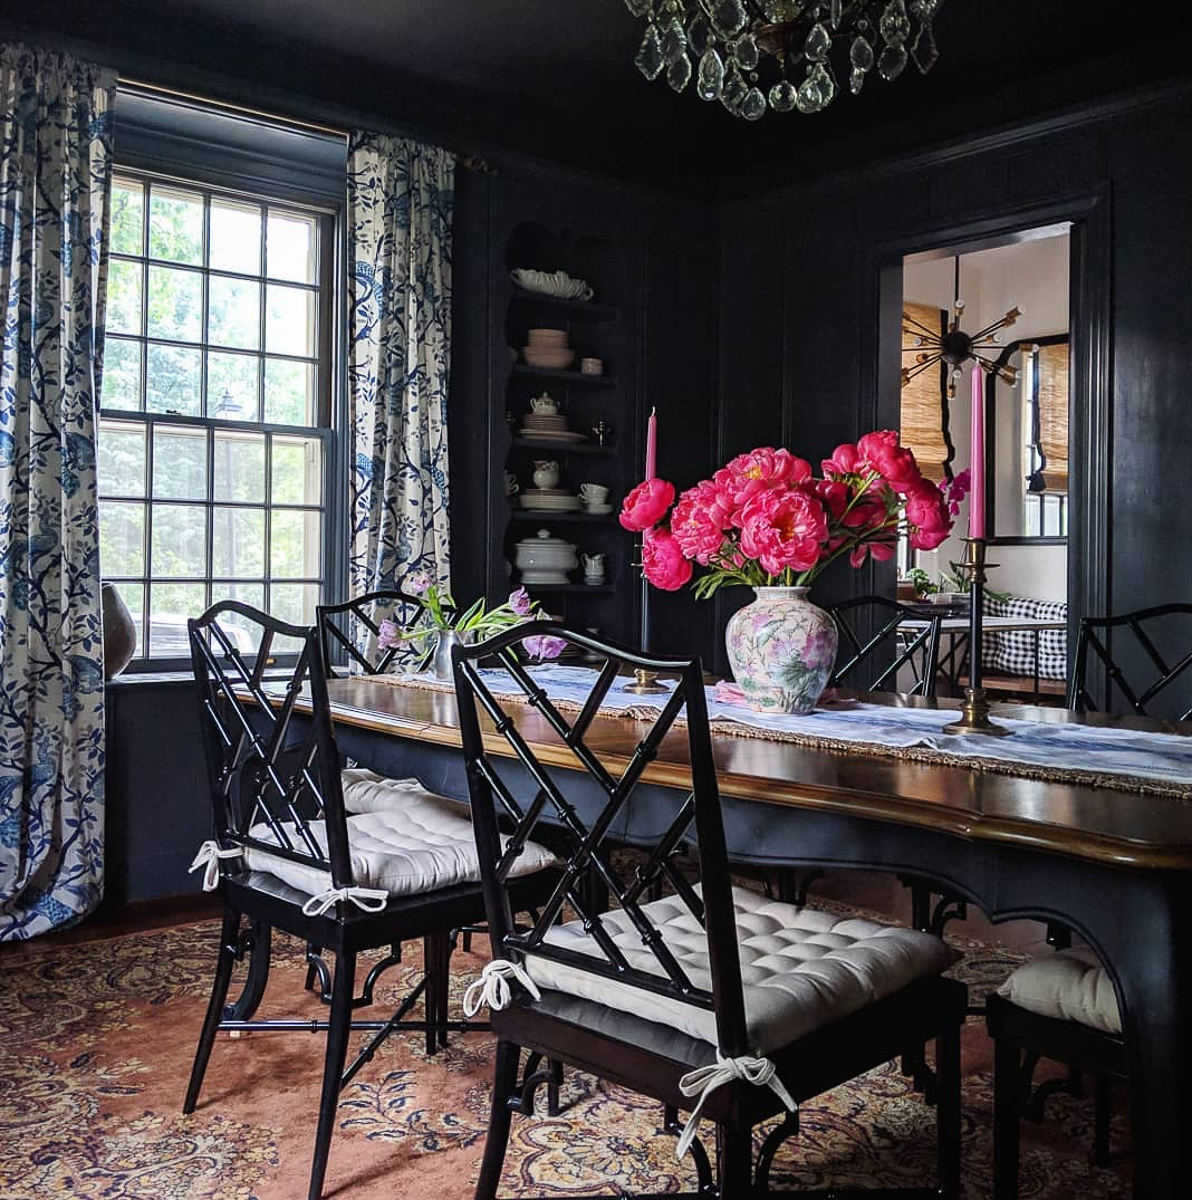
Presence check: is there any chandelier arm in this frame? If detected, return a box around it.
[967,318,1015,343]
[904,355,944,383]
[902,344,943,356]
[902,311,942,339]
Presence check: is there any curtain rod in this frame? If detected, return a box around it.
[118,77,497,174]
[120,77,349,140]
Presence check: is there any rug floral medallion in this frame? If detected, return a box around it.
[0,911,1131,1199]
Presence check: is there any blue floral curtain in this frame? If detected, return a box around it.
[0,45,115,938]
[347,133,454,621]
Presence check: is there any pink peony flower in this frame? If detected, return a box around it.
[821,442,862,478]
[508,587,532,616]
[619,478,676,532]
[641,527,693,591]
[856,430,922,493]
[376,618,407,651]
[812,478,850,520]
[849,540,896,567]
[524,633,567,661]
[715,447,813,520]
[670,480,733,565]
[905,479,952,550]
[405,570,432,595]
[738,486,828,575]
[943,467,971,517]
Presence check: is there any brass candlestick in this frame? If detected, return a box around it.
[942,537,1011,737]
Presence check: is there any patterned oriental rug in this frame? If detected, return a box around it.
[0,914,1131,1199]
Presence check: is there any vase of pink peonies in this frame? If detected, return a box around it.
[619,434,966,713]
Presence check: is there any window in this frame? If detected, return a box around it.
[99,170,335,661]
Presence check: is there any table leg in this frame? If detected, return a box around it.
[1087,888,1192,1200]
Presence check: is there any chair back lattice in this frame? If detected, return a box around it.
[451,622,751,1058]
[317,590,446,677]
[1068,604,1192,721]
[189,601,353,890]
[829,596,943,698]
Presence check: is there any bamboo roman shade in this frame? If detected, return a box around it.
[901,302,949,482]
[1036,341,1069,493]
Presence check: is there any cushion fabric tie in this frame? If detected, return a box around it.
[463,959,543,1018]
[300,885,390,917]
[675,1053,797,1160]
[188,841,243,891]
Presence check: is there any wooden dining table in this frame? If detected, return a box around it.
[314,676,1192,1200]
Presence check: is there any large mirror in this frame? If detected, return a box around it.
[986,334,1069,542]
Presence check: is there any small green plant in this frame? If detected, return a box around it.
[905,567,938,598]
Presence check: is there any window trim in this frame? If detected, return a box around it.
[99,164,343,672]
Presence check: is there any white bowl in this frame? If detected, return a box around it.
[510,268,594,302]
[523,347,576,370]
[527,328,569,346]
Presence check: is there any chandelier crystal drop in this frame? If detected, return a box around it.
[626,0,945,118]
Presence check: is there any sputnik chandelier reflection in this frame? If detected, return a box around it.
[626,0,945,120]
[902,258,1021,399]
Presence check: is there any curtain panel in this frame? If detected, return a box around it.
[347,133,454,649]
[0,45,115,938]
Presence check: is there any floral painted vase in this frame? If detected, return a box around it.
[725,587,838,714]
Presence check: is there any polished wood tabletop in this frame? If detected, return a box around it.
[319,677,1192,871]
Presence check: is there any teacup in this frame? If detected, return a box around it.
[579,483,610,506]
[580,357,604,375]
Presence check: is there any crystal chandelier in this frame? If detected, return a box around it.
[626,1,945,119]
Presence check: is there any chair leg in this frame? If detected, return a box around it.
[992,1034,1023,1200]
[935,1020,962,1200]
[424,931,449,1054]
[715,1124,755,1198]
[223,919,272,1021]
[475,1040,522,1200]
[183,908,241,1114]
[308,948,356,1200]
[1093,1075,1113,1167]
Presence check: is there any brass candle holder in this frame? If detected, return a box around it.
[941,537,1011,737]
[623,667,668,695]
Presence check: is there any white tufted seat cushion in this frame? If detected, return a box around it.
[525,885,958,1056]
[241,769,556,903]
[997,946,1121,1035]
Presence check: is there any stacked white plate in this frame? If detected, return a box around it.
[523,326,575,370]
[520,489,582,511]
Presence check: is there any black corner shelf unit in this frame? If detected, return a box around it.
[491,216,641,644]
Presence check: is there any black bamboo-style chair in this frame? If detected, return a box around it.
[986,952,1127,1198]
[828,595,944,698]
[317,587,444,676]
[452,621,967,1198]
[1068,602,1192,720]
[184,601,557,1200]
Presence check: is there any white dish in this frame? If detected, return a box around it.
[526,328,570,345]
[510,268,594,302]
[518,428,587,442]
[581,504,613,515]
[520,496,582,511]
[523,347,576,370]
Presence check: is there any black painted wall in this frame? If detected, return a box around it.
[713,86,1192,689]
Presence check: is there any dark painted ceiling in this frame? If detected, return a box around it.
[9,0,1192,196]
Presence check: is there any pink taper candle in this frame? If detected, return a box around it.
[969,365,986,539]
[645,407,658,480]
